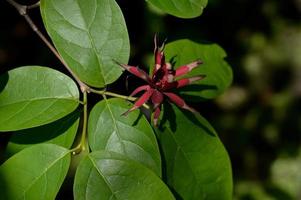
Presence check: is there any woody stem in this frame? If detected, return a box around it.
[6,0,90,93]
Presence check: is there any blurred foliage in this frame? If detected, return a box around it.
[0,0,300,199]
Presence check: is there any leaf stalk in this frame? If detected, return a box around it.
[71,92,88,154]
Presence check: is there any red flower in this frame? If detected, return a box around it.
[116,35,205,126]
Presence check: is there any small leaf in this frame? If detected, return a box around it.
[0,66,79,131]
[88,98,161,176]
[146,0,208,18]
[0,144,71,200]
[74,151,175,200]
[40,0,130,87]
[5,110,80,157]
[164,39,233,100]
[156,104,233,200]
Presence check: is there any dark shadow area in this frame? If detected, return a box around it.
[0,133,11,164]
[132,110,143,126]
[56,174,74,200]
[181,109,216,137]
[3,109,81,160]
[177,84,218,102]
[0,170,9,200]
[170,187,184,200]
[178,94,209,102]
[159,102,177,132]
[169,55,178,67]
[178,84,218,92]
[159,102,216,137]
[0,72,11,163]
[9,109,80,145]
[0,72,8,94]
[266,185,294,200]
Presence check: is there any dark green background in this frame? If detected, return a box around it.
[0,0,300,199]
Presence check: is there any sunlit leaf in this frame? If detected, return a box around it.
[0,144,71,200]
[164,39,233,100]
[5,110,80,157]
[88,98,161,176]
[0,66,79,131]
[74,151,175,200]
[40,0,130,87]
[146,0,208,18]
[156,104,233,199]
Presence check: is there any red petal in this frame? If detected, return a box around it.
[163,92,198,113]
[123,88,154,116]
[175,60,203,77]
[175,75,206,88]
[154,34,162,70]
[130,85,150,97]
[115,61,151,83]
[151,90,164,108]
[152,35,167,76]
[154,34,158,54]
[153,51,164,76]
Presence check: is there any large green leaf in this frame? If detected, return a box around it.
[88,98,161,176]
[164,39,233,100]
[0,66,79,131]
[146,0,207,18]
[74,151,175,200]
[156,104,233,200]
[5,110,80,158]
[0,144,71,200]
[40,0,130,87]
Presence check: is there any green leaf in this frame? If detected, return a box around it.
[88,98,161,176]
[0,144,71,200]
[164,39,233,100]
[146,0,208,18]
[74,151,175,200]
[5,110,80,158]
[40,0,130,87]
[156,104,233,200]
[0,66,79,131]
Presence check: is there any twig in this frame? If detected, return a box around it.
[6,0,89,93]
[89,88,150,109]
[27,2,40,9]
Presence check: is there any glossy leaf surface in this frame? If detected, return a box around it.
[40,0,130,87]
[147,0,207,18]
[0,144,71,200]
[164,39,232,100]
[88,98,161,176]
[74,151,175,200]
[0,66,79,131]
[156,104,233,200]
[5,110,80,157]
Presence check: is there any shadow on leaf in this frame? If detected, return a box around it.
[10,109,80,144]
[159,102,177,132]
[181,109,216,137]
[179,84,218,93]
[132,110,143,126]
[159,103,216,137]
[5,109,80,158]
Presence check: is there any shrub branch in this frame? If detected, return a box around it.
[6,0,89,93]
